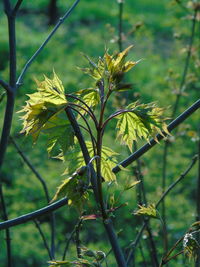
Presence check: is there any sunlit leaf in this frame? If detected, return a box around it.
[105,45,138,85]
[42,112,74,156]
[19,72,68,143]
[134,204,158,219]
[79,54,105,81]
[115,101,169,151]
[74,88,100,116]
[124,180,140,191]
[63,141,118,181]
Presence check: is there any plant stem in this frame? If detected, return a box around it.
[62,227,76,260]
[10,137,56,259]
[0,198,68,230]
[0,91,15,169]
[16,0,80,87]
[75,220,83,258]
[34,220,52,260]
[64,107,98,199]
[118,0,124,52]
[0,3,17,265]
[0,184,12,267]
[133,142,159,267]
[95,88,127,266]
[195,126,200,267]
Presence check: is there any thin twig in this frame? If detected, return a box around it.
[16,0,80,87]
[75,219,83,258]
[0,184,12,267]
[10,137,50,201]
[12,0,24,16]
[196,126,200,266]
[62,229,76,260]
[0,80,12,93]
[156,155,198,207]
[133,142,159,267]
[10,137,56,258]
[118,0,124,52]
[34,220,52,260]
[66,94,98,127]
[160,250,184,266]
[172,9,197,118]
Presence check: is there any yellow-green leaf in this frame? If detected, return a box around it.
[134,204,158,219]
[115,102,169,151]
[63,141,118,182]
[19,72,67,142]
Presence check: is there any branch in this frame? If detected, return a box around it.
[66,94,98,127]
[172,9,197,118]
[64,107,98,199]
[112,99,200,173]
[0,79,12,93]
[118,0,124,52]
[0,92,15,169]
[34,219,52,260]
[11,137,50,202]
[10,137,56,258]
[156,155,198,207]
[0,184,12,267]
[12,0,23,16]
[0,198,68,230]
[16,0,80,87]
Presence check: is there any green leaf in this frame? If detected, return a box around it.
[63,141,118,182]
[79,54,105,81]
[75,88,100,116]
[115,101,169,151]
[124,180,140,191]
[42,112,74,157]
[51,166,89,211]
[19,72,68,142]
[134,204,158,219]
[105,45,138,84]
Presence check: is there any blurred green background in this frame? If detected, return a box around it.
[0,0,199,266]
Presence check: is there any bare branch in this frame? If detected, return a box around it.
[16,0,80,87]
[0,80,12,93]
[10,137,56,258]
[34,220,52,260]
[0,198,68,230]
[0,184,12,267]
[12,0,23,16]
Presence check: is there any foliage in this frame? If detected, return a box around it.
[0,0,199,266]
[134,204,158,219]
